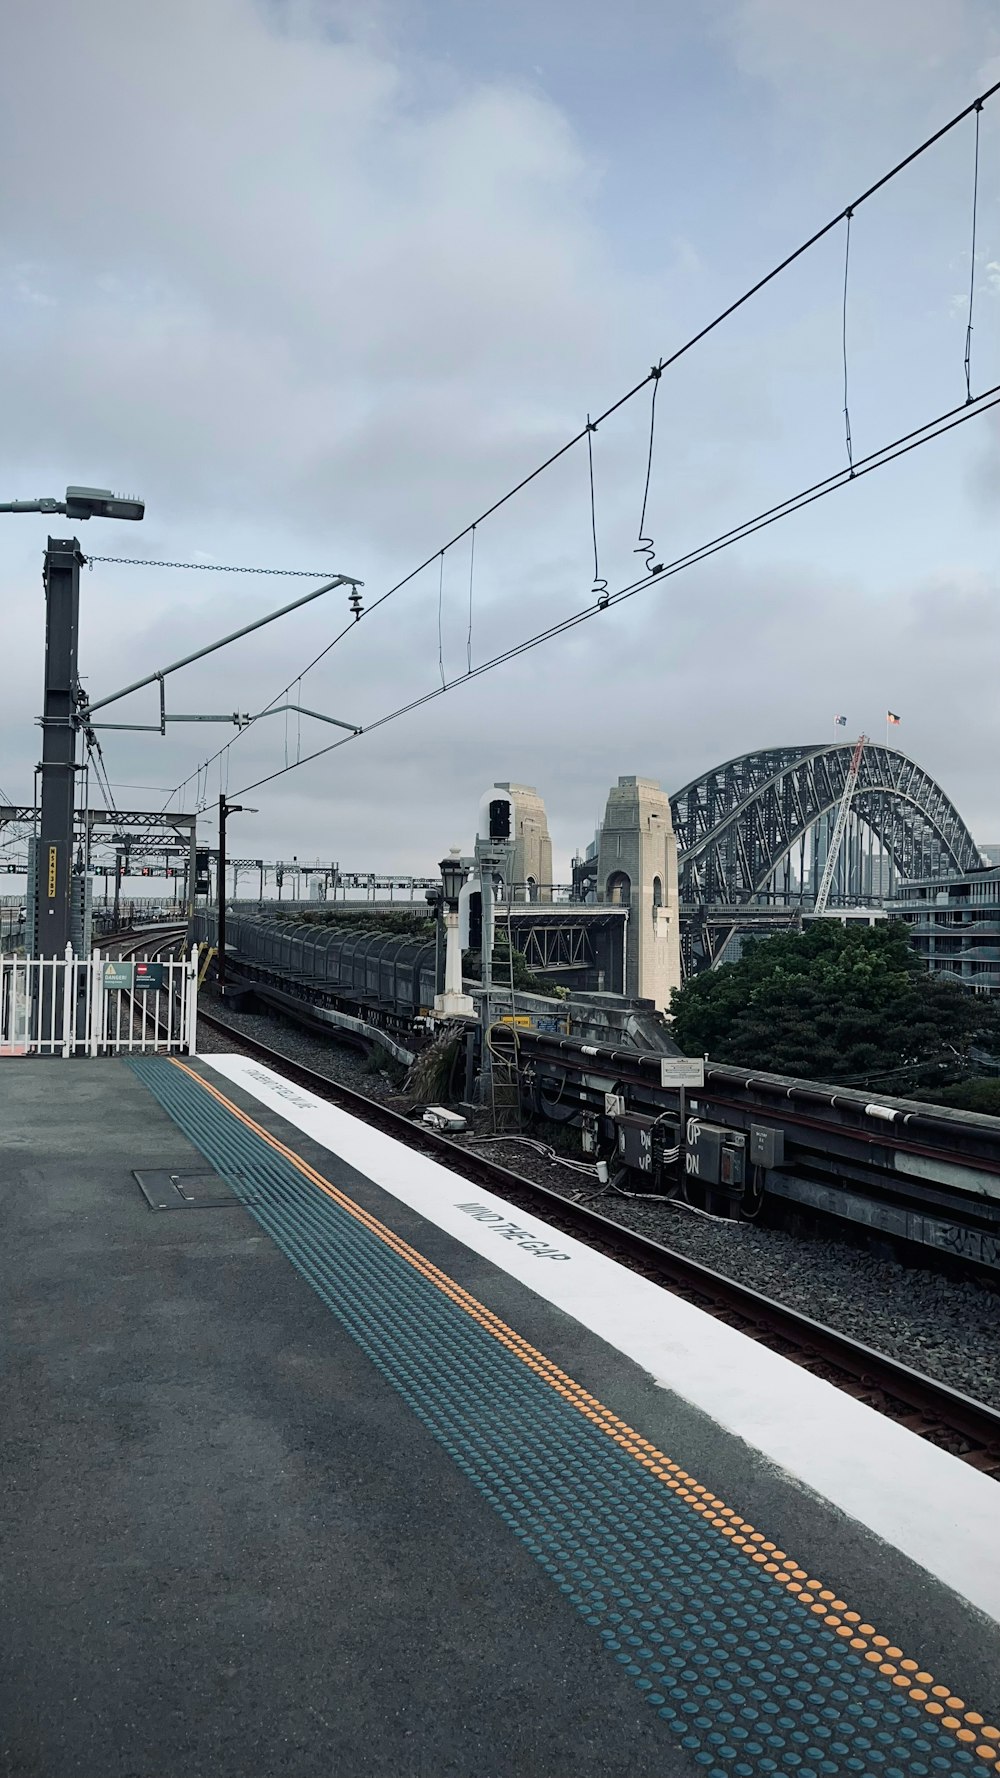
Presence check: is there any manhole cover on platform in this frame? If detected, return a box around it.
[133,1167,245,1211]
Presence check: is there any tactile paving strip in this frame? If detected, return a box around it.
[131,1056,996,1777]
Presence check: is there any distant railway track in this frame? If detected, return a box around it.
[129,949,1000,1479]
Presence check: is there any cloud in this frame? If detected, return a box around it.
[722,0,999,100]
[1,0,998,885]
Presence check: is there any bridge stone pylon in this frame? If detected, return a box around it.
[596,776,681,1011]
[492,783,553,902]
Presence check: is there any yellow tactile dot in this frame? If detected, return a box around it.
[177,1061,995,1776]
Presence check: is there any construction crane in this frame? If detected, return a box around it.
[813,734,867,915]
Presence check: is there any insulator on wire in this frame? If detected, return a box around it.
[349,586,364,621]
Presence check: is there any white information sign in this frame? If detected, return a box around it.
[660,1056,705,1090]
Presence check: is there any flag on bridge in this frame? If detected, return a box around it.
[834,714,847,726]
[887,711,901,725]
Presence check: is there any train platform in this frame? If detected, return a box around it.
[3,1053,1000,1778]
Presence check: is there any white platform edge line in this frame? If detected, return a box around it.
[199,1051,1000,1626]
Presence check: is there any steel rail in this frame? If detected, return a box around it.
[172,995,1000,1476]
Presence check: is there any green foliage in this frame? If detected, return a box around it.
[463,942,550,997]
[922,1078,1000,1116]
[273,907,435,938]
[668,921,1000,1095]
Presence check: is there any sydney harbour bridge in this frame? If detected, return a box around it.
[671,741,981,973]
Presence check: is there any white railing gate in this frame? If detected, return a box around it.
[0,946,199,1058]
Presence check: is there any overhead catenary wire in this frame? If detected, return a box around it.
[586,416,608,605]
[466,526,476,674]
[162,73,1000,815]
[437,551,446,688]
[841,210,854,473]
[228,376,1000,800]
[85,556,342,576]
[965,101,983,403]
[635,364,664,575]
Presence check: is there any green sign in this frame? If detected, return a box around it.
[104,960,134,991]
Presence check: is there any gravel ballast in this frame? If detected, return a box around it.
[196,994,1000,1410]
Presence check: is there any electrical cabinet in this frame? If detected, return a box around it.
[749,1125,785,1169]
[685,1119,746,1190]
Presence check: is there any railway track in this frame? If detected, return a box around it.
[127,928,1000,1477]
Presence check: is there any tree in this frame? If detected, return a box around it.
[668,921,1000,1094]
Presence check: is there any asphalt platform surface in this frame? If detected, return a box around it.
[2,1057,999,1778]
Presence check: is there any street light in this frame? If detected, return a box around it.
[0,485,145,521]
[0,487,145,958]
[440,853,467,907]
[434,849,474,1021]
[217,796,257,990]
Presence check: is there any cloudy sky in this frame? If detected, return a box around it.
[2,0,999,880]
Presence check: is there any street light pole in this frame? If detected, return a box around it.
[218,795,233,987]
[217,796,255,989]
[1,487,144,956]
[433,852,474,1020]
[36,538,83,956]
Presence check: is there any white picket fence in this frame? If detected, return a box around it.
[0,946,198,1058]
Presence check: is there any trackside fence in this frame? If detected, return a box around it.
[0,946,198,1058]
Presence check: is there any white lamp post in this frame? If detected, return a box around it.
[434,849,475,1019]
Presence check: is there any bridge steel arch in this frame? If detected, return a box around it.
[670,743,981,970]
